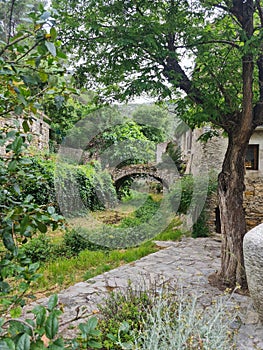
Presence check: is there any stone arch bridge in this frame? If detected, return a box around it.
[109,163,179,190]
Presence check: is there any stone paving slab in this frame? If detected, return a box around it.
[26,236,263,349]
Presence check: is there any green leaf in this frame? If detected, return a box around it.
[28,262,40,274]
[10,135,23,153]
[48,338,65,349]
[107,333,117,341]
[8,160,17,171]
[0,281,10,293]
[37,221,47,233]
[16,333,30,350]
[22,120,30,132]
[86,316,98,331]
[48,294,58,311]
[3,232,16,252]
[87,340,102,348]
[56,50,67,59]
[50,27,57,40]
[13,183,21,195]
[45,42,56,57]
[0,339,15,350]
[32,305,46,327]
[20,215,30,233]
[10,306,22,318]
[30,340,45,350]
[37,44,48,55]
[45,313,59,339]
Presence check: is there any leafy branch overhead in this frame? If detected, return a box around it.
[0,1,69,119]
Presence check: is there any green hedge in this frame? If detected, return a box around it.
[22,156,117,215]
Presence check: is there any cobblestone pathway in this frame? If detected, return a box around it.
[30,236,263,349]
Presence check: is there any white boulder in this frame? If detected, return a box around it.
[244,223,263,323]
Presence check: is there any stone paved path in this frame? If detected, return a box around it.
[30,236,263,349]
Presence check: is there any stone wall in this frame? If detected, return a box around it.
[0,115,50,154]
[205,175,263,234]
[186,128,228,176]
[244,176,263,230]
[30,117,50,150]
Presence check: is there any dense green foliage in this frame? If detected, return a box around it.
[0,2,70,119]
[0,128,63,313]
[44,94,98,149]
[16,154,117,214]
[97,120,155,168]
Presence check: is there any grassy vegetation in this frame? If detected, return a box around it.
[32,241,159,296]
[28,192,185,297]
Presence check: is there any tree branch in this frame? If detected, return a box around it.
[0,33,32,57]
[174,40,240,50]
[7,0,16,45]
[15,40,42,63]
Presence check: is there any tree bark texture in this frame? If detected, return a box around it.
[218,133,252,289]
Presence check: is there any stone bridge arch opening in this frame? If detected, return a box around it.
[109,163,178,197]
[114,173,165,197]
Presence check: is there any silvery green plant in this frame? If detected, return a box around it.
[130,291,237,350]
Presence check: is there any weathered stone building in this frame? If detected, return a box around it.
[179,126,263,233]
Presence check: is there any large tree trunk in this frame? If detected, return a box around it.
[216,0,255,290]
[217,133,252,289]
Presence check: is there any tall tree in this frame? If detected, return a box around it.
[52,0,263,289]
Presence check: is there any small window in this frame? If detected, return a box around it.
[245,144,259,170]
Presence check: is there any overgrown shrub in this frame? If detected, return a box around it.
[98,283,156,349]
[22,156,117,215]
[132,291,236,350]
[62,228,103,254]
[119,195,160,228]
[22,234,53,263]
[0,128,64,313]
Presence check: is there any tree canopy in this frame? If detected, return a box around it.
[52,0,261,129]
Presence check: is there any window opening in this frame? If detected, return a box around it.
[245,144,259,170]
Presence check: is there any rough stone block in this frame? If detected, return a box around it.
[244,223,263,323]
